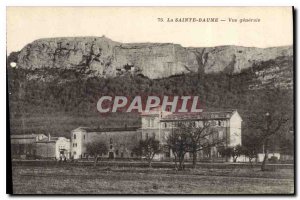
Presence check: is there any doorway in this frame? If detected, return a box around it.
[109,152,114,159]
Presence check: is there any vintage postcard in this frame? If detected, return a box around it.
[6,7,294,194]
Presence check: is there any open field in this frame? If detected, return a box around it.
[11,161,294,194]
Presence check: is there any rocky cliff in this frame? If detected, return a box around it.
[14,36,293,79]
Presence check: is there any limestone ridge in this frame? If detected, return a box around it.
[16,36,293,79]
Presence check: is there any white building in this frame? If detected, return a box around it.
[140,107,242,160]
[70,127,140,159]
[70,107,242,161]
[35,136,71,160]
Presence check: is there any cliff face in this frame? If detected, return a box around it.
[15,36,293,79]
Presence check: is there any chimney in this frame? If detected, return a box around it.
[48,133,51,141]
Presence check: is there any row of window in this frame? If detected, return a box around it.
[161,120,227,128]
[72,143,77,147]
[73,134,86,140]
[58,145,65,150]
[146,118,155,128]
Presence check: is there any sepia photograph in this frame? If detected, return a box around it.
[6,6,294,194]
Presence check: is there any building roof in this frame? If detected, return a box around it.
[10,134,46,139]
[35,140,56,144]
[73,126,141,133]
[35,136,69,143]
[160,110,238,122]
[140,105,165,116]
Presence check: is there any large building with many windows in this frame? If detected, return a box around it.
[70,107,242,161]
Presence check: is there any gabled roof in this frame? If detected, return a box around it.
[10,134,46,139]
[160,110,238,122]
[35,137,69,143]
[71,127,91,132]
[140,105,164,116]
[140,105,174,117]
[72,126,141,133]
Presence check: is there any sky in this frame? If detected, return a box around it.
[6,7,293,54]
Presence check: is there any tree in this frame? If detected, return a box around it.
[167,121,225,170]
[85,141,108,166]
[219,146,233,161]
[231,145,243,162]
[166,128,190,170]
[133,137,160,167]
[249,112,288,171]
[175,121,214,168]
[242,135,259,166]
[243,146,258,166]
[279,137,294,156]
[219,145,243,163]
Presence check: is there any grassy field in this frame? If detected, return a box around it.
[11,163,294,194]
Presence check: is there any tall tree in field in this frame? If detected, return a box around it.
[133,137,160,167]
[249,112,288,171]
[219,145,243,163]
[243,135,259,166]
[167,120,224,169]
[232,145,243,162]
[86,141,108,166]
[176,120,212,168]
[166,128,190,170]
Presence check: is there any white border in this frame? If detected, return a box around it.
[1,0,299,199]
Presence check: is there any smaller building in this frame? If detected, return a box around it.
[70,126,141,159]
[11,134,70,160]
[35,136,71,160]
[11,134,48,159]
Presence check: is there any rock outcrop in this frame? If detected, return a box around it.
[15,36,293,79]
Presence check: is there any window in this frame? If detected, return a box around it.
[83,135,85,140]
[218,121,222,126]
[152,132,156,139]
[164,123,167,128]
[147,119,150,127]
[219,131,224,139]
[165,152,170,158]
[110,145,113,149]
[131,152,134,157]
[110,138,113,144]
[121,152,124,158]
[146,133,149,139]
[74,134,76,139]
[151,119,154,127]
[73,151,76,155]
[116,150,119,156]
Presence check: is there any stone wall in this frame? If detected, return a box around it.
[35,142,56,158]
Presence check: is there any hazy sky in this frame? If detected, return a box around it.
[7,7,293,53]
